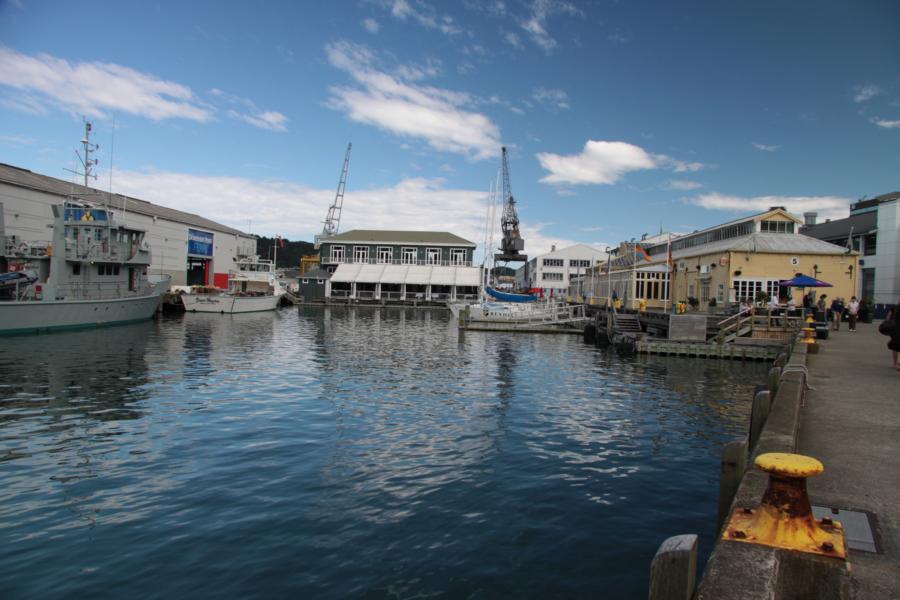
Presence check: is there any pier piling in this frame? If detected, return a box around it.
[648,534,698,600]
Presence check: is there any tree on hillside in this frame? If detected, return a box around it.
[256,236,316,269]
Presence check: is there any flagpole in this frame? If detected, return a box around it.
[664,233,671,314]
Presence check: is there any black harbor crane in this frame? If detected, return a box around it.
[494,146,527,264]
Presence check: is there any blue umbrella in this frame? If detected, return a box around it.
[779,274,832,287]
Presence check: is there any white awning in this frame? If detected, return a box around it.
[330,263,482,286]
[430,266,457,285]
[404,265,431,285]
[330,263,362,283]
[355,264,386,283]
[455,267,481,286]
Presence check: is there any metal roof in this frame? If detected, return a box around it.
[800,212,877,241]
[649,232,854,264]
[0,163,249,237]
[321,229,475,246]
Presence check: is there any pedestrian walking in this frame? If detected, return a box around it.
[830,297,844,331]
[817,294,827,321]
[847,296,860,331]
[884,301,900,371]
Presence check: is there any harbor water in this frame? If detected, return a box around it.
[0,307,768,598]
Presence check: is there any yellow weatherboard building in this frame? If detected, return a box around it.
[582,207,859,310]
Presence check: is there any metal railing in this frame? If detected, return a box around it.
[324,257,474,267]
[58,280,157,300]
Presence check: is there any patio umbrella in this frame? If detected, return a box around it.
[778,274,833,287]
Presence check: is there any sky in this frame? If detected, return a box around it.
[0,0,898,260]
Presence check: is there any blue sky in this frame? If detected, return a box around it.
[1,0,898,258]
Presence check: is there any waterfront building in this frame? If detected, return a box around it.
[297,268,330,302]
[0,163,255,287]
[317,230,480,302]
[514,243,607,298]
[801,192,899,311]
[580,207,860,310]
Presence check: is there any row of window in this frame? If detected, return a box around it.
[635,272,669,300]
[541,258,593,268]
[542,272,563,281]
[73,263,120,276]
[760,220,795,233]
[329,246,468,265]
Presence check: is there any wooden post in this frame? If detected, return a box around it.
[649,534,698,600]
[748,390,771,453]
[717,439,747,531]
[767,366,781,397]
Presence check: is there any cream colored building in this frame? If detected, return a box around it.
[580,208,859,310]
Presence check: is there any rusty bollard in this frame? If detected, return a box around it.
[722,453,846,559]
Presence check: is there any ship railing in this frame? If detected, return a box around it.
[59,281,157,300]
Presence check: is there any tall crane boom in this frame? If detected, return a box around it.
[494,146,527,263]
[315,143,352,249]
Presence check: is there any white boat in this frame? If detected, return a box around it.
[181,256,285,314]
[0,201,170,335]
[451,298,588,331]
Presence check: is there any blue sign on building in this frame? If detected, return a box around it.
[188,229,214,257]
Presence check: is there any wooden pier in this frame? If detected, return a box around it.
[634,339,783,360]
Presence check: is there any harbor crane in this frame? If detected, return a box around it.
[494,146,527,263]
[314,142,352,249]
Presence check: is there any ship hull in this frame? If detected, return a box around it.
[0,281,168,336]
[181,292,282,314]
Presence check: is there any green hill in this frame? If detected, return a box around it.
[256,236,316,269]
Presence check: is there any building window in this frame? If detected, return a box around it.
[426,248,441,265]
[701,285,710,302]
[450,248,466,265]
[542,272,564,281]
[569,259,591,268]
[760,220,794,234]
[301,279,309,284]
[863,234,877,256]
[402,247,417,265]
[330,245,345,263]
[73,263,81,276]
[353,246,369,263]
[734,279,781,302]
[543,258,564,267]
[377,246,392,264]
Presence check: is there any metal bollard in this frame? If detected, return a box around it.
[722,453,846,558]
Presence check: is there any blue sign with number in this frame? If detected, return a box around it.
[188,229,214,257]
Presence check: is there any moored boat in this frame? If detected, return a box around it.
[0,202,170,335]
[181,256,284,314]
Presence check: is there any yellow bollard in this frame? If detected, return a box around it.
[722,453,846,558]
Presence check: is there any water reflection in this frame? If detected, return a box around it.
[0,307,770,599]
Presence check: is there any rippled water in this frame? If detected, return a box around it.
[0,307,767,598]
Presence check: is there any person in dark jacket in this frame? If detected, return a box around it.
[830,297,845,331]
[887,301,900,371]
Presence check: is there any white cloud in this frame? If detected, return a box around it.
[688,192,850,221]
[211,88,288,132]
[752,142,780,152]
[375,0,461,35]
[503,31,524,50]
[0,46,213,122]
[531,87,569,109]
[111,168,581,262]
[607,31,631,44]
[853,84,881,103]
[665,180,703,191]
[227,109,288,132]
[0,134,35,145]
[362,18,381,33]
[519,0,583,54]
[325,41,501,160]
[871,117,900,129]
[537,140,705,185]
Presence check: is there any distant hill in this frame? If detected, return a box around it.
[256,236,316,269]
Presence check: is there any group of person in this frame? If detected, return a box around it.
[817,294,861,332]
